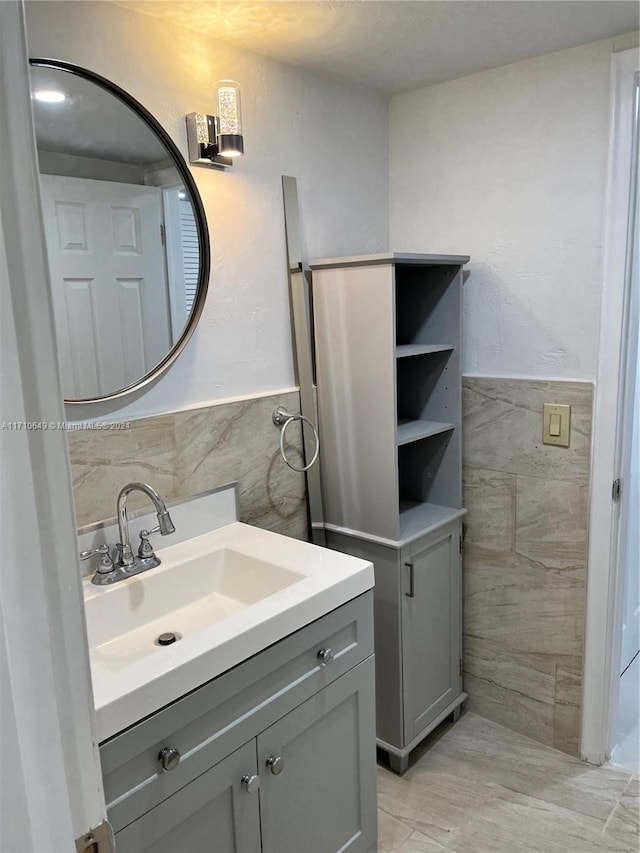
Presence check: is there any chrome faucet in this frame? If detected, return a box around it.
[115,482,175,571]
[80,482,176,586]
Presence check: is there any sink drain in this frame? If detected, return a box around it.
[155,631,182,647]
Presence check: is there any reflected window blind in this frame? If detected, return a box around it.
[180,198,198,313]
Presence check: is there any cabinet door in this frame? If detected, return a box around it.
[402,522,461,742]
[258,657,377,853]
[114,740,261,853]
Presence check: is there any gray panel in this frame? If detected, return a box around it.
[114,740,261,852]
[258,657,377,853]
[403,522,462,741]
[289,266,325,539]
[281,176,325,543]
[281,175,302,272]
[102,592,373,831]
[313,264,399,540]
[325,532,404,747]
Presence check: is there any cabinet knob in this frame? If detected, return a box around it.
[317,647,334,665]
[266,755,284,775]
[158,747,181,772]
[242,773,260,794]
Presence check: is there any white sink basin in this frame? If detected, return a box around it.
[83,522,373,742]
[86,549,304,668]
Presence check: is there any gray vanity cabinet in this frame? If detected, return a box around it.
[311,253,469,773]
[114,741,261,853]
[100,593,377,852]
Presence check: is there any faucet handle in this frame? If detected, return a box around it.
[80,543,109,560]
[138,528,158,558]
[79,543,114,574]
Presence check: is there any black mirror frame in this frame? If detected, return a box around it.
[29,57,211,404]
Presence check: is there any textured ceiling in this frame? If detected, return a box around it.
[120,0,639,95]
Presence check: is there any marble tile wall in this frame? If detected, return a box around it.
[461,378,593,756]
[67,390,308,547]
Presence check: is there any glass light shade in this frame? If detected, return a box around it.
[215,80,242,136]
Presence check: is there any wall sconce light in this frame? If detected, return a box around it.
[186,80,244,169]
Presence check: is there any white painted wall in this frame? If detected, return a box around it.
[389,40,613,380]
[24,0,389,420]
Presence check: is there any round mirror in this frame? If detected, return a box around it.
[29,59,210,403]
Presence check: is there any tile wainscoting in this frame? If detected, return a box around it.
[462,377,593,756]
[67,390,308,545]
[68,378,593,757]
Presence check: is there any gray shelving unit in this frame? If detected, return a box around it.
[310,252,469,773]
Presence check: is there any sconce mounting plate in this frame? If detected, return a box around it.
[186,112,233,168]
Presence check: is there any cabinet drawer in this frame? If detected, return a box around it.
[101,591,373,832]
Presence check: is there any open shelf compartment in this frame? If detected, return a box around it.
[396,348,459,429]
[397,430,461,523]
[395,265,461,349]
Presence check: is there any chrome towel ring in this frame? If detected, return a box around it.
[272,406,320,473]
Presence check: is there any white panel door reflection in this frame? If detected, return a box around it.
[39,174,170,399]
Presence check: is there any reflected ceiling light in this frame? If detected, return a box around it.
[33,89,66,103]
[186,79,244,169]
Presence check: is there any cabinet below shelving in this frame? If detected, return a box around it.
[324,518,465,776]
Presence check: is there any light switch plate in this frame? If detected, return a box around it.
[543,403,571,447]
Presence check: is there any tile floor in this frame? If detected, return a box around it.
[611,654,640,776]
[377,712,639,852]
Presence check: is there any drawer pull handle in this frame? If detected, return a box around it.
[242,773,260,794]
[317,647,334,665]
[158,747,181,772]
[266,755,284,775]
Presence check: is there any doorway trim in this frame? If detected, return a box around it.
[582,44,639,766]
[0,1,107,847]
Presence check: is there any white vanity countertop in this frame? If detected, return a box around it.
[83,522,373,742]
